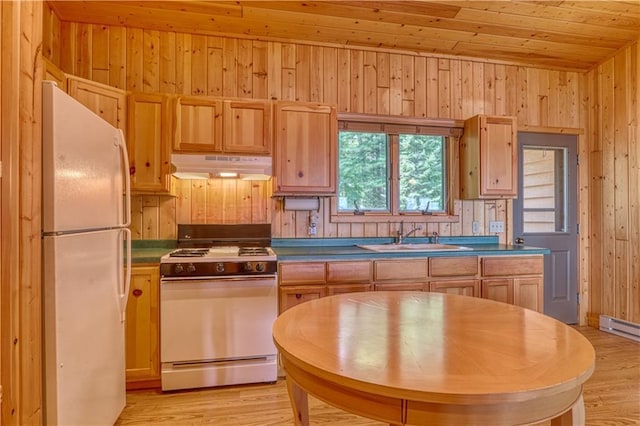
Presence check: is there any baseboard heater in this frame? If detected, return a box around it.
[599,315,640,343]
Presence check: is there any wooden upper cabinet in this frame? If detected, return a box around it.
[273,101,337,195]
[223,100,271,154]
[460,115,517,199]
[128,93,172,194]
[43,58,67,92]
[67,75,127,136]
[173,95,223,152]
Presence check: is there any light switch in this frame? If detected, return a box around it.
[489,221,504,233]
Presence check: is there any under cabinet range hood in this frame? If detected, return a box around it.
[171,154,272,180]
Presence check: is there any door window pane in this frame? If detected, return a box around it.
[522,147,567,233]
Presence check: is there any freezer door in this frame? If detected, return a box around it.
[42,81,129,233]
[43,229,127,425]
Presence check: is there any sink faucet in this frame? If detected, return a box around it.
[394,221,423,244]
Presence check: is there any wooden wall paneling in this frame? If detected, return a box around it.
[614,50,630,242]
[401,54,414,116]
[450,200,462,236]
[337,48,350,111]
[190,180,206,223]
[322,198,336,237]
[427,57,440,117]
[236,38,253,97]
[206,36,223,97]
[130,195,144,239]
[337,222,351,237]
[459,60,473,118]
[202,180,220,223]
[174,178,191,225]
[108,26,126,89]
[589,150,604,323]
[142,196,160,239]
[235,180,252,223]
[413,56,426,117]
[388,53,401,115]
[158,196,176,239]
[222,37,237,98]
[222,180,239,223]
[281,43,296,101]
[309,45,323,103]
[578,76,591,324]
[376,222,390,239]
[600,59,616,317]
[630,41,640,324]
[438,59,450,119]
[515,66,528,125]
[471,62,484,115]
[252,40,268,99]
[350,50,364,112]
[174,32,190,95]
[295,44,310,102]
[76,23,92,79]
[294,210,308,237]
[127,28,143,91]
[504,65,518,117]
[158,32,176,94]
[42,4,58,63]
[376,52,390,115]
[449,60,462,120]
[92,24,109,84]
[143,30,160,93]
[363,50,377,114]
[59,21,75,73]
[267,42,281,100]
[190,34,207,95]
[322,47,338,105]
[494,64,506,115]
[483,63,496,115]
[615,240,629,320]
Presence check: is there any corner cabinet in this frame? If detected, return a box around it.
[67,75,127,137]
[460,115,517,199]
[125,265,160,389]
[273,101,337,195]
[128,93,172,194]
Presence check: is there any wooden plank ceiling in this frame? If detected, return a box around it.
[48,1,640,71]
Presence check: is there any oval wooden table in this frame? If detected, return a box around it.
[272,292,595,426]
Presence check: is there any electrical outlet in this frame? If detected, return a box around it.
[489,221,504,233]
[472,221,479,235]
[308,223,317,236]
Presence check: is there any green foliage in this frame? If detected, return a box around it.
[338,131,445,212]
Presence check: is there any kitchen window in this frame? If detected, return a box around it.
[332,115,462,221]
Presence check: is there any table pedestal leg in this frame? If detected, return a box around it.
[550,394,585,426]
[286,377,310,426]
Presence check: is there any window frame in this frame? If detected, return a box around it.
[331,113,463,223]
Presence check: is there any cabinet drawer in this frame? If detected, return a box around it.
[327,261,372,283]
[429,279,479,297]
[482,256,543,276]
[430,256,478,277]
[279,262,326,284]
[326,283,372,295]
[374,260,428,282]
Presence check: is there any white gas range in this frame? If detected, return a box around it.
[159,224,278,391]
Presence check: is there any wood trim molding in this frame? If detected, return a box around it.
[519,125,584,135]
[338,112,465,130]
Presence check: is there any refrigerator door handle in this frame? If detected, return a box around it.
[116,129,131,228]
[120,227,132,323]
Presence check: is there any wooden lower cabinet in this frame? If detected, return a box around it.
[278,255,543,314]
[125,265,160,389]
[481,256,543,312]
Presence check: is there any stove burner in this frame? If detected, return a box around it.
[238,247,270,256]
[169,248,210,257]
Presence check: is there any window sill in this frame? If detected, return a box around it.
[330,213,460,223]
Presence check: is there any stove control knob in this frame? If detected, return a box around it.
[255,263,265,272]
[174,264,184,274]
[186,264,196,273]
[244,262,253,272]
[216,263,225,273]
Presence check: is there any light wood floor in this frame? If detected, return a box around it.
[116,327,640,425]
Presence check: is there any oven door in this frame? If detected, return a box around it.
[160,275,277,364]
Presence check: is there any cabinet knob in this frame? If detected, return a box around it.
[132,289,143,297]
[295,294,302,300]
[297,171,304,178]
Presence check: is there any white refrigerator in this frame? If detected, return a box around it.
[42,81,131,425]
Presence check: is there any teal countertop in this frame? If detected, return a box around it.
[272,236,550,261]
[131,240,176,264]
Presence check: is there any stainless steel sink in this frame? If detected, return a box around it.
[357,243,472,252]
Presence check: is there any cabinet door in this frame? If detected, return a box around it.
[429,279,479,297]
[173,96,222,152]
[279,285,326,313]
[67,75,127,136]
[430,256,478,277]
[374,259,428,282]
[460,115,517,199]
[481,278,513,305]
[223,100,271,154]
[514,277,543,312]
[125,265,160,388]
[274,101,337,194]
[128,93,172,193]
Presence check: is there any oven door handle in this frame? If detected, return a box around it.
[161,275,277,283]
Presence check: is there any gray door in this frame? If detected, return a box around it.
[513,132,578,323]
